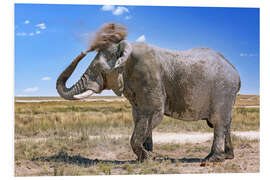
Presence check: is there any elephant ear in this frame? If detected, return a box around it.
[114,40,132,69]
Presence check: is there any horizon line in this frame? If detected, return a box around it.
[14,93,260,97]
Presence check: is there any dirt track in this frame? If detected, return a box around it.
[16,131,259,144]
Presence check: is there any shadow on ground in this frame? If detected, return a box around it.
[32,150,202,167]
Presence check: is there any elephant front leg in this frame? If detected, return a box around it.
[143,133,153,152]
[130,114,152,162]
[130,111,162,162]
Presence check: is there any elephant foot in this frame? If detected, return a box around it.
[136,151,168,163]
[203,151,225,162]
[136,149,152,162]
[224,150,234,159]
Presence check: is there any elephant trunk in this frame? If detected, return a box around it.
[56,52,93,100]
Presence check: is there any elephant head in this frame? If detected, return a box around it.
[56,23,131,100]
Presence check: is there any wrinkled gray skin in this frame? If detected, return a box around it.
[56,41,241,162]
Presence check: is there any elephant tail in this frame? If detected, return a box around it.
[237,77,241,93]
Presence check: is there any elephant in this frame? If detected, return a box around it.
[56,23,241,162]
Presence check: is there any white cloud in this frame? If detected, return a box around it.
[125,15,132,20]
[80,32,92,38]
[240,53,258,57]
[24,87,39,92]
[16,32,27,36]
[16,22,46,37]
[101,5,130,17]
[16,94,28,97]
[136,35,146,42]
[41,77,51,81]
[249,54,258,57]
[101,5,115,11]
[16,32,38,37]
[240,53,246,57]
[35,23,46,30]
[113,6,129,15]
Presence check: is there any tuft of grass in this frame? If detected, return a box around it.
[223,162,241,173]
[53,164,64,176]
[97,162,113,175]
[122,163,134,174]
[160,144,180,151]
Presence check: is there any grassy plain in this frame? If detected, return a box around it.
[14,94,260,176]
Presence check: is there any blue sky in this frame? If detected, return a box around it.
[15,4,259,96]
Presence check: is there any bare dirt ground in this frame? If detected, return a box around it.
[15,131,260,176]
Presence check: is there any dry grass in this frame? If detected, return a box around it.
[235,94,259,107]
[15,100,133,139]
[15,95,260,139]
[14,95,260,176]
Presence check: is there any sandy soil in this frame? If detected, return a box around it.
[234,106,260,108]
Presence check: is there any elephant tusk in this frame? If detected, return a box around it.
[73,90,94,99]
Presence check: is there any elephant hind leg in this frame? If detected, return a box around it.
[204,112,226,162]
[204,95,236,162]
[224,100,235,159]
[224,126,234,159]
